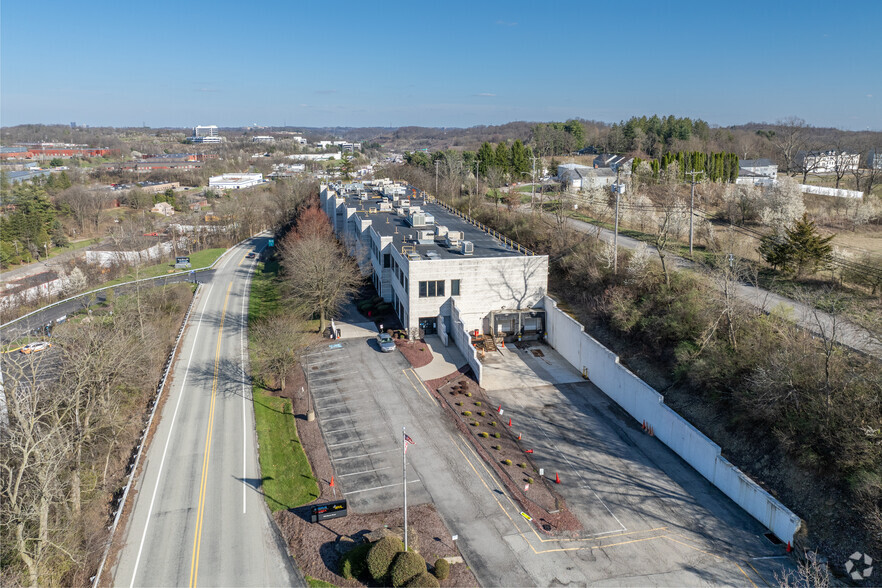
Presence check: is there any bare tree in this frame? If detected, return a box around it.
[279,232,362,333]
[773,116,811,176]
[250,312,308,389]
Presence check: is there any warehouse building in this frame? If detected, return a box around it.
[209,173,265,189]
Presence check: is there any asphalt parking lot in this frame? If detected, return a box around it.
[304,340,431,512]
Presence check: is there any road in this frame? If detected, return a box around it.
[562,213,882,358]
[111,237,301,587]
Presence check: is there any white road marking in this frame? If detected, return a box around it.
[334,449,397,460]
[327,436,384,448]
[343,479,421,496]
[339,466,393,477]
[129,284,213,588]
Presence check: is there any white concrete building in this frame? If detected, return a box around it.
[558,164,617,190]
[320,185,549,340]
[796,150,860,173]
[740,158,778,180]
[252,135,275,143]
[209,173,265,189]
[868,149,882,170]
[188,125,223,144]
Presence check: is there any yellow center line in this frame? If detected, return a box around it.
[402,369,437,405]
[189,282,233,588]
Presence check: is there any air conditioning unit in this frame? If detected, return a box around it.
[460,240,474,255]
[445,231,464,247]
[434,225,448,237]
[416,229,434,244]
[409,212,427,227]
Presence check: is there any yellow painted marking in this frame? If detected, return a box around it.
[747,561,772,588]
[189,282,233,588]
[662,534,758,588]
[402,368,437,405]
[521,512,533,521]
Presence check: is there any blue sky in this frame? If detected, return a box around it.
[2,0,880,130]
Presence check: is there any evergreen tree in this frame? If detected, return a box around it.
[759,214,834,275]
[476,142,495,176]
[494,141,511,177]
[510,139,529,178]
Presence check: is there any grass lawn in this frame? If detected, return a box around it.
[249,260,320,511]
[305,576,337,588]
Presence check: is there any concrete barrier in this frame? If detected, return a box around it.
[540,295,803,544]
[450,299,482,383]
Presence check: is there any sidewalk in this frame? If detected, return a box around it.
[415,335,467,380]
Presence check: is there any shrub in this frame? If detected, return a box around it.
[390,551,427,587]
[433,558,450,581]
[478,411,486,416]
[479,432,489,438]
[406,571,440,587]
[474,401,482,407]
[366,536,404,581]
[489,421,496,427]
[471,421,479,427]
[493,432,501,438]
[518,462,527,468]
[492,445,501,450]
[465,392,472,397]
[340,542,371,579]
[455,401,462,406]
[503,459,512,465]
[527,477,534,484]
[462,410,471,416]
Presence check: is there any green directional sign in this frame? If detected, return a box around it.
[268,239,275,247]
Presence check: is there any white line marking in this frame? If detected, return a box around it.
[129,284,213,588]
[323,425,361,434]
[334,449,397,461]
[750,556,791,561]
[319,412,380,423]
[241,267,251,515]
[343,480,421,496]
[339,466,393,477]
[327,436,384,448]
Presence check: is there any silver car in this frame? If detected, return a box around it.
[377,332,396,352]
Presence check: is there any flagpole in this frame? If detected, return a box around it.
[403,426,408,551]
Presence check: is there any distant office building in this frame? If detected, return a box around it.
[187,125,223,144]
[252,135,275,143]
[209,173,265,190]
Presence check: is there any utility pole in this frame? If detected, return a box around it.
[434,159,439,197]
[613,167,621,274]
[685,170,703,257]
[530,155,537,211]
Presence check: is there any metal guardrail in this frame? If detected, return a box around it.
[431,198,537,256]
[0,246,233,332]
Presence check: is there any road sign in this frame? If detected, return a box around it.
[268,239,275,247]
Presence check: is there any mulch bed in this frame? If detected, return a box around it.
[271,355,477,587]
[393,337,433,368]
[426,374,582,537]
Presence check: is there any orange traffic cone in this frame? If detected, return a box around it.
[786,541,792,553]
[555,472,560,484]
[330,476,335,487]
[501,340,505,349]
[517,433,522,440]
[642,420,647,431]
[508,418,512,427]
[525,449,533,454]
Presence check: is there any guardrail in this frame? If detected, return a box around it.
[0,241,244,332]
[431,198,537,256]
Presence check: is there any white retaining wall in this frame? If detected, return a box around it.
[799,183,864,199]
[450,299,483,383]
[541,295,803,544]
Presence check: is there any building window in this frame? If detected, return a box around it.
[383,253,390,268]
[451,279,460,296]
[418,280,445,298]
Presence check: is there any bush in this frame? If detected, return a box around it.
[493,432,501,438]
[462,410,471,416]
[474,401,482,407]
[503,459,512,465]
[390,551,426,587]
[366,536,404,581]
[479,432,489,438]
[340,542,371,579]
[465,392,472,397]
[518,462,527,468]
[471,421,479,426]
[455,401,462,406]
[489,421,496,427]
[406,571,441,588]
[433,558,450,581]
[478,411,486,416]
[527,477,534,484]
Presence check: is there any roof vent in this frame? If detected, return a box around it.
[460,240,474,255]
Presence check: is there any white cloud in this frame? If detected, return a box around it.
[475,92,496,97]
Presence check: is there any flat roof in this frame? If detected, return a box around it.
[339,191,537,261]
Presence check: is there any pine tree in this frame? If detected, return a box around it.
[476,142,495,176]
[786,214,834,275]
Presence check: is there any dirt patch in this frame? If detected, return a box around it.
[275,358,477,586]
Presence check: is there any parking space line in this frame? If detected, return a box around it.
[305,348,344,358]
[339,466,393,477]
[343,480,421,496]
[320,412,379,423]
[309,370,357,379]
[327,436,385,448]
[333,449,397,461]
[315,399,375,411]
[323,425,362,435]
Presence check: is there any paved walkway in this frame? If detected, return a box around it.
[331,301,380,340]
[414,335,467,380]
[560,214,882,359]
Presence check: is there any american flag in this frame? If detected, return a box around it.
[404,433,415,453]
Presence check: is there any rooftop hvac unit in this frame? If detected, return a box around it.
[416,229,434,244]
[460,240,474,255]
[434,224,449,237]
[409,212,427,227]
[425,251,441,260]
[445,231,464,247]
[423,214,435,225]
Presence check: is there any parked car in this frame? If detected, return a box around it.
[377,332,396,353]
[246,252,256,259]
[21,341,52,354]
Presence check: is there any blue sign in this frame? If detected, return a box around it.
[268,239,275,247]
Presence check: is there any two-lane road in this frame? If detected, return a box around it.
[112,237,301,587]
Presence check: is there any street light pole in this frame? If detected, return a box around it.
[613,167,621,275]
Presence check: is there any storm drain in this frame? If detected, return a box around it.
[763,532,783,545]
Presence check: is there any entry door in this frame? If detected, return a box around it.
[419,317,437,335]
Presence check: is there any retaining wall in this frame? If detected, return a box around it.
[450,299,482,383]
[540,295,803,544]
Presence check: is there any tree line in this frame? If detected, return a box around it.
[631,150,740,183]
